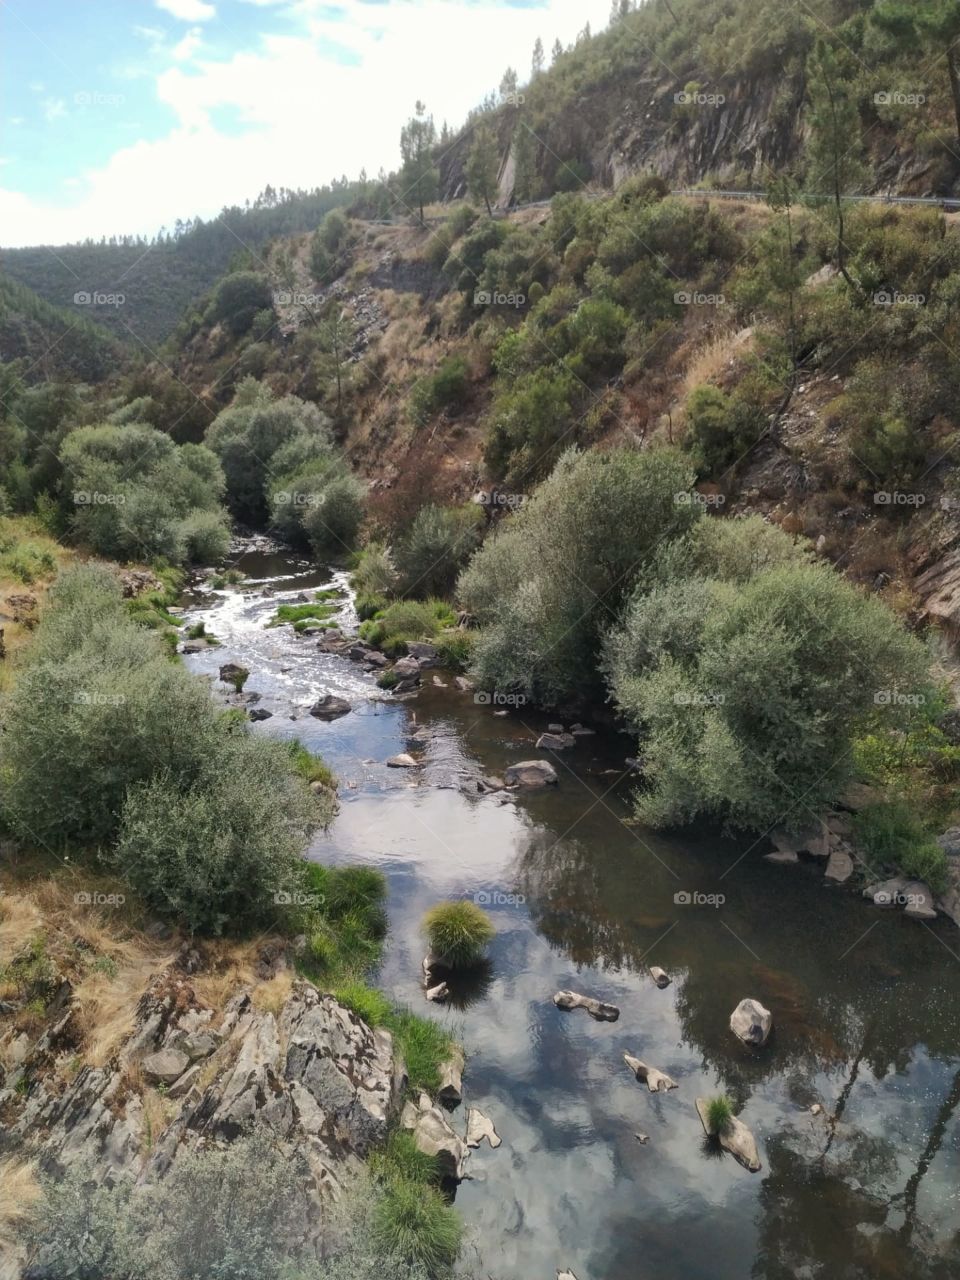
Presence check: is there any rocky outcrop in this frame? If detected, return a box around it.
[553,990,620,1021]
[729,998,773,1047]
[1,974,400,1256]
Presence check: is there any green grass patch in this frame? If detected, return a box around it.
[285,738,336,789]
[369,1129,441,1186]
[355,592,389,621]
[422,899,495,969]
[371,1174,463,1274]
[268,598,338,628]
[359,598,458,656]
[852,800,948,893]
[705,1094,733,1134]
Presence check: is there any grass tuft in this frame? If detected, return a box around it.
[422,899,494,969]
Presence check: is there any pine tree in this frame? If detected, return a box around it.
[873,1,960,140]
[399,100,439,222]
[466,122,501,216]
[531,37,544,78]
[551,38,563,64]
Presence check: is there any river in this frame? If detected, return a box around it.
[181,546,960,1280]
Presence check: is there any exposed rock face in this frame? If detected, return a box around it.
[695,1098,762,1173]
[623,1054,677,1093]
[553,990,620,1021]
[505,760,559,788]
[729,998,773,1047]
[1,975,400,1256]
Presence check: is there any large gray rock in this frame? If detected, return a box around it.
[437,1046,465,1105]
[504,760,558,788]
[536,732,575,750]
[406,642,438,666]
[142,1048,189,1084]
[729,998,773,1047]
[824,847,855,884]
[465,1107,501,1149]
[386,753,419,769]
[903,880,938,920]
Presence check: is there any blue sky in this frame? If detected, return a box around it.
[0,0,612,246]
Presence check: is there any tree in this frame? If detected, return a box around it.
[531,36,545,78]
[466,122,500,216]
[399,100,439,222]
[551,38,563,63]
[499,67,519,103]
[873,1,960,141]
[806,40,866,292]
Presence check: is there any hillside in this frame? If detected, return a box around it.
[0,276,126,385]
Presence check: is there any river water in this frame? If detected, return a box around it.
[181,547,960,1280]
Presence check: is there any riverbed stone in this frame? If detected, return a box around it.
[466,1107,501,1149]
[863,877,910,907]
[764,849,799,865]
[400,1093,469,1180]
[248,708,273,721]
[623,1054,677,1092]
[505,760,558,788]
[554,990,619,1021]
[695,1097,762,1172]
[537,732,575,750]
[309,694,352,720]
[824,847,855,883]
[649,966,671,989]
[386,753,418,768]
[729,998,773,1047]
[437,1046,465,1105]
[406,642,438,666]
[903,880,938,920]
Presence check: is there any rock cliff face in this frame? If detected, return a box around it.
[1,970,400,1268]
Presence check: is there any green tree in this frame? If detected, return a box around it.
[400,101,439,222]
[531,36,545,78]
[873,0,960,140]
[806,40,866,292]
[466,122,500,216]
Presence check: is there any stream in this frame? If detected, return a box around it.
[180,545,960,1280]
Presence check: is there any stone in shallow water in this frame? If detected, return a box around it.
[309,694,351,720]
[504,760,558,788]
[696,1097,762,1172]
[386,753,418,768]
[729,998,773,1046]
[824,847,854,883]
[536,732,575,749]
[466,1107,501,1149]
[623,1054,677,1092]
[553,990,619,1021]
[649,966,671,989]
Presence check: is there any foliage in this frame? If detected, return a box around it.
[422,900,495,968]
[359,599,458,656]
[852,801,948,893]
[604,523,931,832]
[459,447,699,708]
[208,271,274,337]
[371,1176,462,1275]
[705,1094,734,1133]
[409,356,469,424]
[394,504,483,598]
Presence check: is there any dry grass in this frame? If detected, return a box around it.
[190,938,263,1017]
[0,1157,41,1249]
[250,969,293,1016]
[76,950,173,1068]
[679,326,755,404]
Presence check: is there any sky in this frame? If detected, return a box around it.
[0,0,613,248]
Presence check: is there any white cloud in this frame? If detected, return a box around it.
[2,0,611,247]
[133,24,165,42]
[43,98,67,123]
[171,27,204,61]
[8,117,25,127]
[155,0,216,21]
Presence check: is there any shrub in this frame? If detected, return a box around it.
[409,356,469,424]
[705,1095,733,1134]
[422,900,494,968]
[352,543,398,597]
[459,447,700,708]
[209,271,274,337]
[483,365,581,485]
[605,552,931,832]
[178,509,231,564]
[852,801,948,893]
[299,473,366,559]
[394,505,482,598]
[114,731,323,934]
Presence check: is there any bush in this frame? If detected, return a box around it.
[605,547,931,832]
[209,271,274,337]
[409,357,469,424]
[852,801,948,893]
[352,543,398,598]
[394,505,482,598]
[114,731,323,934]
[178,509,231,564]
[422,900,494,968]
[459,447,699,708]
[299,472,366,559]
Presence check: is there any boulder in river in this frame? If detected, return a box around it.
[386,753,419,769]
[406,642,438,666]
[466,1106,502,1149]
[903,880,938,920]
[248,708,273,722]
[695,1097,762,1172]
[536,732,575,750]
[425,981,449,1003]
[505,760,558,788]
[309,694,352,721]
[649,966,671,989]
[824,847,855,883]
[218,662,249,689]
[623,1054,677,1092]
[729,998,773,1047]
[554,990,620,1021]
